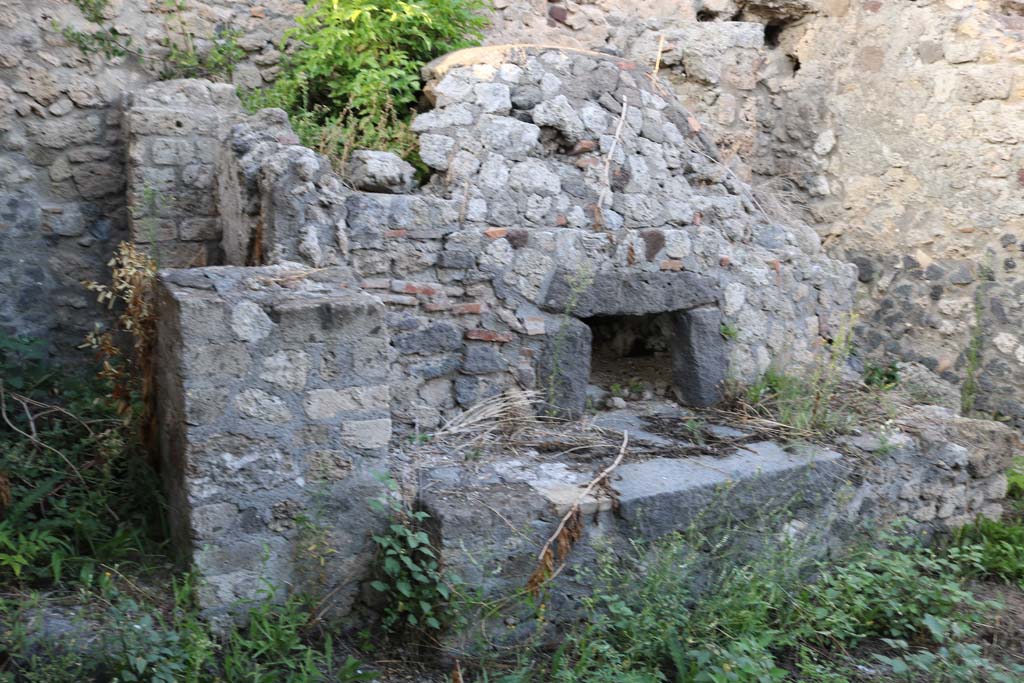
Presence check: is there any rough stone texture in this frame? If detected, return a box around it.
[1,0,1017,623]
[124,80,244,267]
[135,46,864,613]
[671,306,728,407]
[137,46,855,427]
[345,150,417,194]
[3,0,1022,426]
[419,400,1019,655]
[477,0,1024,427]
[155,265,391,614]
[0,0,304,354]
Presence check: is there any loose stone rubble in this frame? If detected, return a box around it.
[137,46,1019,624]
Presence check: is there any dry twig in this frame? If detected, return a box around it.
[598,95,629,212]
[526,431,629,594]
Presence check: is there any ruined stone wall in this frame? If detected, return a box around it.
[777,1,1024,426]
[0,0,302,352]
[481,0,1024,426]
[4,0,1021,425]
[140,45,861,609]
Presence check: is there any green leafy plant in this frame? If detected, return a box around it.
[797,534,989,646]
[222,592,374,683]
[873,629,1024,683]
[954,516,1024,588]
[158,2,244,81]
[0,342,163,586]
[58,0,242,81]
[273,0,486,116]
[863,361,900,389]
[0,523,70,583]
[719,322,739,341]
[368,478,454,634]
[244,0,486,165]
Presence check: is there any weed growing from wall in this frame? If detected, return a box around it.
[739,315,868,439]
[58,0,243,81]
[368,477,456,637]
[961,289,986,415]
[82,242,158,441]
[244,0,487,163]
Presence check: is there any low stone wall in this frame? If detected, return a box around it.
[140,46,1018,621]
[141,45,863,612]
[155,266,391,614]
[422,401,1016,655]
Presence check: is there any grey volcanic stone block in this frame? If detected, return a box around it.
[537,316,592,416]
[345,150,416,194]
[542,268,719,318]
[672,306,727,407]
[614,442,845,538]
[155,265,390,617]
[417,442,846,656]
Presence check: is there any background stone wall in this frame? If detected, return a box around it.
[0,0,302,351]
[482,0,1024,426]
[1,0,1022,426]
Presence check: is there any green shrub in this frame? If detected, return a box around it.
[368,479,455,634]
[275,0,486,116]
[477,525,1020,683]
[0,337,163,586]
[247,0,487,161]
[954,516,1024,588]
[796,534,988,646]
[0,579,377,683]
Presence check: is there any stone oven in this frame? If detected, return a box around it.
[130,46,864,613]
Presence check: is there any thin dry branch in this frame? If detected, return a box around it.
[598,96,629,212]
[526,431,629,594]
[0,381,88,487]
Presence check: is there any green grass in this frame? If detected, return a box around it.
[473,528,1023,683]
[952,460,1024,588]
[0,339,377,682]
[0,336,165,586]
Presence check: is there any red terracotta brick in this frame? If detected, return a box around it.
[660,259,683,271]
[465,329,513,343]
[385,229,408,238]
[392,280,441,296]
[484,227,508,239]
[451,302,485,315]
[568,139,598,155]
